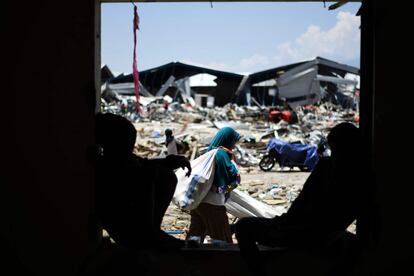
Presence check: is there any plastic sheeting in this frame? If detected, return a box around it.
[267,138,319,171]
[226,189,285,219]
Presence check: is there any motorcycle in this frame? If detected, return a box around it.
[259,138,327,172]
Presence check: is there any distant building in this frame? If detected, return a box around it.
[247,57,360,109]
[109,61,244,107]
[106,57,359,109]
[101,64,114,84]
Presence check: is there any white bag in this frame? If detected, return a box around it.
[173,149,218,211]
[225,189,286,219]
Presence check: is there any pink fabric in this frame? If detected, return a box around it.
[133,6,140,112]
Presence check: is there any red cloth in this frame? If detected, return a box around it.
[269,110,281,119]
[132,6,140,112]
[281,111,293,122]
[269,110,293,123]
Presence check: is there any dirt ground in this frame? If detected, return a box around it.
[161,167,311,240]
[129,119,357,241]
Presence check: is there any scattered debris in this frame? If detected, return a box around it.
[100,63,360,240]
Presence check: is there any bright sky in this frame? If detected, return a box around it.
[101,2,361,76]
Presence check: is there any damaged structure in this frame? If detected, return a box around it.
[247,57,360,109]
[109,61,244,106]
[103,57,359,112]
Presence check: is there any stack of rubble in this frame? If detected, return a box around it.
[101,95,359,237]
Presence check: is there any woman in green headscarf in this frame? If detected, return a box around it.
[187,127,241,244]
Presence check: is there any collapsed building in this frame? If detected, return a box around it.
[107,61,244,107]
[102,57,360,111]
[247,57,360,109]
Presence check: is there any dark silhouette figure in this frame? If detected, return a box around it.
[165,128,186,156]
[235,122,368,274]
[95,113,191,250]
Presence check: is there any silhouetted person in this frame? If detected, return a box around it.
[165,129,177,155]
[165,128,187,156]
[95,113,191,250]
[235,122,368,274]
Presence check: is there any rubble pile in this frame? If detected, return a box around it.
[102,95,359,237]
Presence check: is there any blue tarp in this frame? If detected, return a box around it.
[267,138,319,171]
